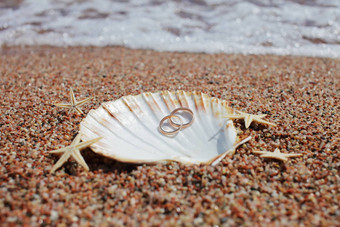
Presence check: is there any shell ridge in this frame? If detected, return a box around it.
[102,101,174,155]
[122,95,191,157]
[195,93,230,156]
[192,92,214,140]
[224,120,238,151]
[160,91,174,114]
[183,92,221,154]
[200,93,222,138]
[165,91,214,155]
[164,91,208,156]
[176,90,189,108]
[143,92,196,150]
[80,113,170,161]
[86,109,144,151]
[212,99,231,153]
[80,121,137,159]
[209,97,231,151]
[142,92,162,115]
[143,92,167,120]
[87,107,165,157]
[162,91,217,157]
[85,111,172,163]
[175,91,216,155]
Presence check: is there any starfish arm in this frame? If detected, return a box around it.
[223,114,245,119]
[70,88,76,106]
[273,148,281,153]
[76,137,102,150]
[285,153,303,158]
[260,154,288,162]
[254,118,277,127]
[68,108,75,114]
[50,147,69,154]
[235,110,244,114]
[74,106,84,115]
[71,134,81,145]
[72,150,90,171]
[54,103,72,108]
[223,114,244,120]
[257,114,267,118]
[75,97,92,107]
[244,115,253,128]
[252,150,270,155]
[50,151,72,173]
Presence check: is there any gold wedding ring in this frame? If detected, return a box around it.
[169,107,194,129]
[159,115,183,136]
[159,107,194,137]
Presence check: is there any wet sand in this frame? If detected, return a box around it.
[0,46,339,226]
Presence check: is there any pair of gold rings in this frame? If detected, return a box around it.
[159,107,194,137]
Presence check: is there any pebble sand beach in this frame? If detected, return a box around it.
[0,46,339,226]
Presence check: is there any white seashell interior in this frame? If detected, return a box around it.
[80,90,246,165]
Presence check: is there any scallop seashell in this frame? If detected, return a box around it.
[79,91,250,166]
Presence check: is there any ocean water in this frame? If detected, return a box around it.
[0,0,339,58]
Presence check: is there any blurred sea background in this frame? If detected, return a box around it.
[0,0,339,58]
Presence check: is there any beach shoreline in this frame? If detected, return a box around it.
[0,46,339,226]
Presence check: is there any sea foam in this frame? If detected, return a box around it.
[0,0,339,58]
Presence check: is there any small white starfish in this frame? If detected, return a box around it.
[224,110,276,128]
[252,148,302,162]
[55,88,92,115]
[49,134,101,173]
